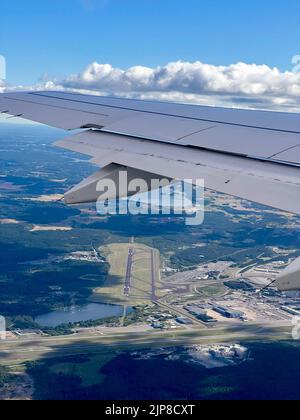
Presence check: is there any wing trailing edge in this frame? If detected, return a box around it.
[56,130,300,215]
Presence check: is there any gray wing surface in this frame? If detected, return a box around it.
[0,91,300,214]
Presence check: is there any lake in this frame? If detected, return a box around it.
[35,303,128,327]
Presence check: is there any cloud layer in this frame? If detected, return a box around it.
[61,61,300,111]
[4,60,300,111]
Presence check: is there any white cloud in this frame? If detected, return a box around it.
[61,60,300,111]
[3,60,300,112]
[6,80,63,92]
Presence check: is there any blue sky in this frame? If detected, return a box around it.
[1,0,300,85]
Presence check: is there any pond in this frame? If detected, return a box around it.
[35,303,129,328]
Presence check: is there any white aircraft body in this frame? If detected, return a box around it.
[0,91,299,291]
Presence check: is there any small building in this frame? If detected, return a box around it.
[152,322,164,329]
[13,329,42,337]
[176,317,193,325]
[184,306,216,323]
[212,305,245,320]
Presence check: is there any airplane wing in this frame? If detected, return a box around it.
[276,257,300,292]
[1,91,300,291]
[0,90,299,214]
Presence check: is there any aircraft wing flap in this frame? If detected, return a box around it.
[103,113,216,143]
[272,145,300,165]
[55,136,117,167]
[56,130,300,214]
[178,124,300,160]
[110,155,300,215]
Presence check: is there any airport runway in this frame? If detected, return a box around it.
[124,247,134,297]
[151,250,158,302]
[0,322,292,366]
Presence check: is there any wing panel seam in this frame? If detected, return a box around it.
[29,92,300,135]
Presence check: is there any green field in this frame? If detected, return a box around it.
[196,284,229,298]
[50,353,115,386]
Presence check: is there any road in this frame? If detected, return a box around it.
[0,322,292,366]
